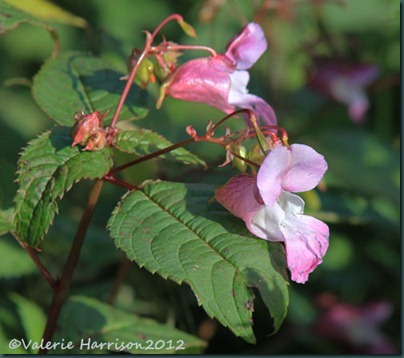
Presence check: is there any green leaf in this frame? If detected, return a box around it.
[0,208,15,235]
[4,0,86,28]
[53,296,206,354]
[32,52,148,126]
[0,0,39,34]
[113,129,206,166]
[14,126,113,247]
[9,293,46,354]
[108,181,289,343]
[0,239,36,278]
[0,324,27,354]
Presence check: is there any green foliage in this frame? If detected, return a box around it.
[0,0,400,354]
[0,239,36,278]
[14,126,113,247]
[0,0,40,34]
[3,0,87,28]
[113,129,206,166]
[9,293,46,354]
[108,181,289,343]
[53,296,206,354]
[32,52,148,126]
[0,207,14,235]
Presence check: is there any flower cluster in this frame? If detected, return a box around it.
[152,20,329,283]
[216,142,329,283]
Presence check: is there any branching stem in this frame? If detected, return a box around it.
[109,137,195,175]
[39,179,104,354]
[14,235,56,289]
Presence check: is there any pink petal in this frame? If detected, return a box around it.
[282,144,328,193]
[225,23,267,70]
[256,145,290,206]
[345,64,379,87]
[166,56,235,113]
[228,71,277,125]
[282,213,329,283]
[348,93,369,123]
[215,174,263,235]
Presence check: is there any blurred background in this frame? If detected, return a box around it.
[0,0,400,354]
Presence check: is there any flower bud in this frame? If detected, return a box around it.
[71,110,107,151]
[127,51,156,89]
[232,145,247,173]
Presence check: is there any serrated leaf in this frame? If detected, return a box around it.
[14,126,113,247]
[0,0,39,34]
[53,296,206,354]
[0,208,15,235]
[0,239,36,278]
[32,52,148,126]
[108,181,289,343]
[9,293,46,354]
[3,0,86,28]
[113,129,206,166]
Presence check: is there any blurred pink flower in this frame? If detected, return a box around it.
[315,300,398,354]
[160,23,277,125]
[216,144,329,283]
[308,62,379,123]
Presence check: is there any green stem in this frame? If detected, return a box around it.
[39,179,104,354]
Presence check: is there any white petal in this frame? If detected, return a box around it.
[251,202,285,242]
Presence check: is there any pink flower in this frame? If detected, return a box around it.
[160,23,277,125]
[315,300,398,354]
[308,61,379,123]
[215,144,329,283]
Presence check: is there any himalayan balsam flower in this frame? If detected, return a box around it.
[159,23,277,125]
[308,62,379,123]
[315,300,397,354]
[216,144,329,283]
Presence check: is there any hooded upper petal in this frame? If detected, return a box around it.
[165,56,235,113]
[225,22,268,70]
[257,144,327,205]
[215,174,263,235]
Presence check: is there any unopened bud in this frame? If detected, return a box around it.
[71,110,107,151]
[186,125,197,138]
[232,145,247,173]
[127,51,155,89]
[178,19,197,38]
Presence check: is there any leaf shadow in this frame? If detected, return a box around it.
[48,126,74,152]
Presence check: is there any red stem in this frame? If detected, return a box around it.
[39,179,104,354]
[161,44,217,57]
[109,137,195,175]
[14,235,55,289]
[151,14,185,39]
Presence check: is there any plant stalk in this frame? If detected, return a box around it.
[14,235,55,289]
[39,179,104,354]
